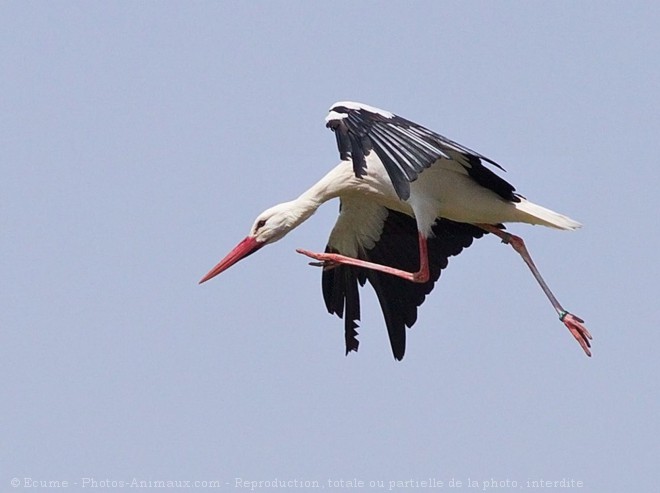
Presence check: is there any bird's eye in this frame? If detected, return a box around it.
[256,219,266,230]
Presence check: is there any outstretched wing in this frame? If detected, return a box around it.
[321,199,486,360]
[325,101,516,202]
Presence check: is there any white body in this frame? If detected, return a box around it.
[297,155,579,238]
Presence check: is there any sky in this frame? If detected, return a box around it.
[2,1,659,492]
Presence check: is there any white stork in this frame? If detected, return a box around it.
[200,101,592,360]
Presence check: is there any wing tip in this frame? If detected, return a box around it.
[328,101,394,119]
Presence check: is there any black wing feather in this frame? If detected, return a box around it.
[321,209,485,360]
[322,246,363,355]
[326,103,517,202]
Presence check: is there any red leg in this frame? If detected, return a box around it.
[297,232,430,283]
[477,224,593,357]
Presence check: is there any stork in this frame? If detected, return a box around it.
[200,101,592,360]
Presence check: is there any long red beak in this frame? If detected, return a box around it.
[199,236,264,284]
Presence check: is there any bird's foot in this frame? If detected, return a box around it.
[296,249,339,269]
[560,311,592,357]
[296,247,428,283]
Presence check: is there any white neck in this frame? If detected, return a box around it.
[298,161,355,203]
[270,160,394,240]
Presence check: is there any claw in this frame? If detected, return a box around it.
[308,260,339,270]
[560,311,592,357]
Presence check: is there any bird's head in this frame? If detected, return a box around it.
[199,200,314,284]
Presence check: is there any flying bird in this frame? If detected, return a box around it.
[200,101,592,360]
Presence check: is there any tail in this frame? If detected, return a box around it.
[514,198,582,230]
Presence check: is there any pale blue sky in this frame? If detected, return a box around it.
[2,2,659,491]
